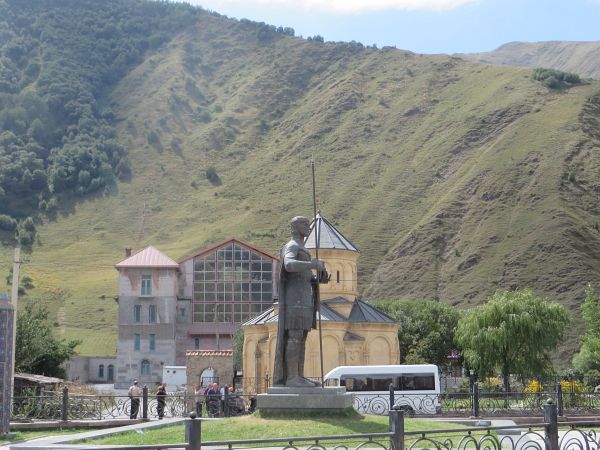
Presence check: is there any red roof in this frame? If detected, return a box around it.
[186,350,233,357]
[115,246,179,269]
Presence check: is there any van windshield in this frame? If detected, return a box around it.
[340,373,436,391]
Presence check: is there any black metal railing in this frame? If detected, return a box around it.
[11,400,600,450]
[11,386,257,421]
[11,379,600,422]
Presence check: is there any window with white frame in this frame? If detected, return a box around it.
[141,274,152,296]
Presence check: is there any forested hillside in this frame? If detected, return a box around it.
[0,0,599,360]
[457,41,600,79]
[0,0,200,245]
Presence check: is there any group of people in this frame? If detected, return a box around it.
[128,380,167,420]
[194,383,251,417]
[128,380,254,421]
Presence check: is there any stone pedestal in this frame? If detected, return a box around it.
[257,386,354,414]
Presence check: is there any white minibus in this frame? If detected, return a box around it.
[324,364,441,415]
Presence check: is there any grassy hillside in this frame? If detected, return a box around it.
[0,2,599,361]
[457,41,600,79]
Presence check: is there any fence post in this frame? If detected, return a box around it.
[471,382,479,417]
[556,382,563,417]
[185,411,201,450]
[389,383,395,410]
[389,407,404,450]
[142,386,148,420]
[544,399,559,450]
[61,385,68,422]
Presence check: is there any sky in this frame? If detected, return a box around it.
[182,0,600,54]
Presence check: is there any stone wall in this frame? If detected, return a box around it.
[186,350,234,393]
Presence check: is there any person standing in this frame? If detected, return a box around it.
[207,383,219,418]
[128,380,142,419]
[194,384,203,417]
[156,383,167,419]
[219,384,227,417]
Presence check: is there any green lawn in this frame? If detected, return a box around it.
[0,428,91,445]
[76,415,490,446]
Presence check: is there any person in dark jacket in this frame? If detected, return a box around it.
[157,383,167,419]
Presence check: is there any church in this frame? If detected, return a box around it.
[241,213,400,392]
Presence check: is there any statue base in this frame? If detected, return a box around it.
[257,386,354,415]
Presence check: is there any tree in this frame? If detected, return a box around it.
[573,285,600,374]
[15,303,80,378]
[373,299,461,366]
[455,289,569,392]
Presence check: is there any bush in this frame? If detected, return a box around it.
[147,131,160,145]
[532,68,582,89]
[524,379,543,393]
[560,379,588,407]
[481,376,503,392]
[0,214,17,231]
[206,166,221,186]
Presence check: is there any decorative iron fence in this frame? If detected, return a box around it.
[11,400,600,450]
[10,380,600,421]
[10,386,256,421]
[349,382,600,418]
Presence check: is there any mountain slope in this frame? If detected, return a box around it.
[457,41,600,79]
[0,2,599,360]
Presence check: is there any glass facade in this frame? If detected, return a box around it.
[192,242,275,324]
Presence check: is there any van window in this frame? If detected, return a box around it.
[400,373,435,391]
[340,373,435,391]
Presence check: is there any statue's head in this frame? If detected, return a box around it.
[290,216,311,238]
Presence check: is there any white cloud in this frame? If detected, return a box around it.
[194,0,478,14]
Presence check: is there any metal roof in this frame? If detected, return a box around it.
[348,299,397,323]
[15,373,63,384]
[115,246,179,269]
[305,213,359,252]
[177,237,278,263]
[242,301,367,326]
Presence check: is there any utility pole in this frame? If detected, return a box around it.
[10,247,21,402]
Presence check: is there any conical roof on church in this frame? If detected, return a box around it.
[348,300,397,323]
[115,246,179,269]
[305,213,359,252]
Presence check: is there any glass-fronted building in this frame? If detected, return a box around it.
[114,238,279,386]
[191,242,275,325]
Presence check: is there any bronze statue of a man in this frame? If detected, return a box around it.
[273,216,325,387]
